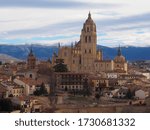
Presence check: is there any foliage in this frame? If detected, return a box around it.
[95,93,100,100]
[53,63,68,72]
[53,59,68,72]
[0,98,13,112]
[33,83,48,96]
[126,89,133,99]
[8,94,13,97]
[83,77,92,97]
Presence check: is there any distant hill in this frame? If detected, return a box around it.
[0,44,58,61]
[0,54,21,63]
[100,45,150,61]
[0,44,150,61]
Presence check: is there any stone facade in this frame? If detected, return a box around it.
[52,12,128,74]
[27,48,36,70]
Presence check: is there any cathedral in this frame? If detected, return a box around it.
[52,12,127,74]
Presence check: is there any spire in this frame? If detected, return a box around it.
[29,45,34,56]
[71,42,73,48]
[118,45,122,56]
[30,47,33,54]
[47,57,51,63]
[85,11,95,25]
[88,11,91,19]
[58,43,60,48]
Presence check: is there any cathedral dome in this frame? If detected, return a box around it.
[114,55,126,63]
[114,46,126,63]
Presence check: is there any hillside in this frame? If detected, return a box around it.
[0,44,150,61]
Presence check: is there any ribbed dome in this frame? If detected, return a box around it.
[114,55,126,63]
[114,46,126,63]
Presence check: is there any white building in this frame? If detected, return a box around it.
[135,90,146,100]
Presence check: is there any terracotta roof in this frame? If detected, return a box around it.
[18,77,44,86]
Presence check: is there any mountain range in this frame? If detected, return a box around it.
[0,44,150,62]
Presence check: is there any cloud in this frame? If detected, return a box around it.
[0,0,150,47]
[0,0,118,9]
[97,13,150,29]
[1,12,150,47]
[4,12,150,36]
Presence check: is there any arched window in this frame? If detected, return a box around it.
[85,36,88,43]
[73,60,75,64]
[89,36,91,43]
[29,74,32,78]
[89,49,91,53]
[64,52,67,56]
[87,27,89,32]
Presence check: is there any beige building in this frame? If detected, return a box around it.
[52,12,127,74]
[11,86,24,97]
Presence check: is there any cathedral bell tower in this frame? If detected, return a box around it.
[80,12,97,72]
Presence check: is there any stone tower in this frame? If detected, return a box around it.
[27,48,36,70]
[80,12,97,72]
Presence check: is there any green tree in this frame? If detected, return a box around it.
[33,83,48,96]
[0,99,13,112]
[40,83,48,95]
[95,93,100,100]
[53,59,68,72]
[83,77,91,97]
[8,94,13,97]
[126,89,132,99]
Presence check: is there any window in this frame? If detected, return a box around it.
[64,52,67,56]
[89,49,91,53]
[73,60,75,64]
[29,74,32,78]
[89,36,91,43]
[87,27,89,32]
[85,36,88,43]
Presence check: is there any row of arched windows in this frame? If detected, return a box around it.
[85,49,92,54]
[85,36,91,43]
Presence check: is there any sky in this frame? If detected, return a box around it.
[0,0,150,47]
